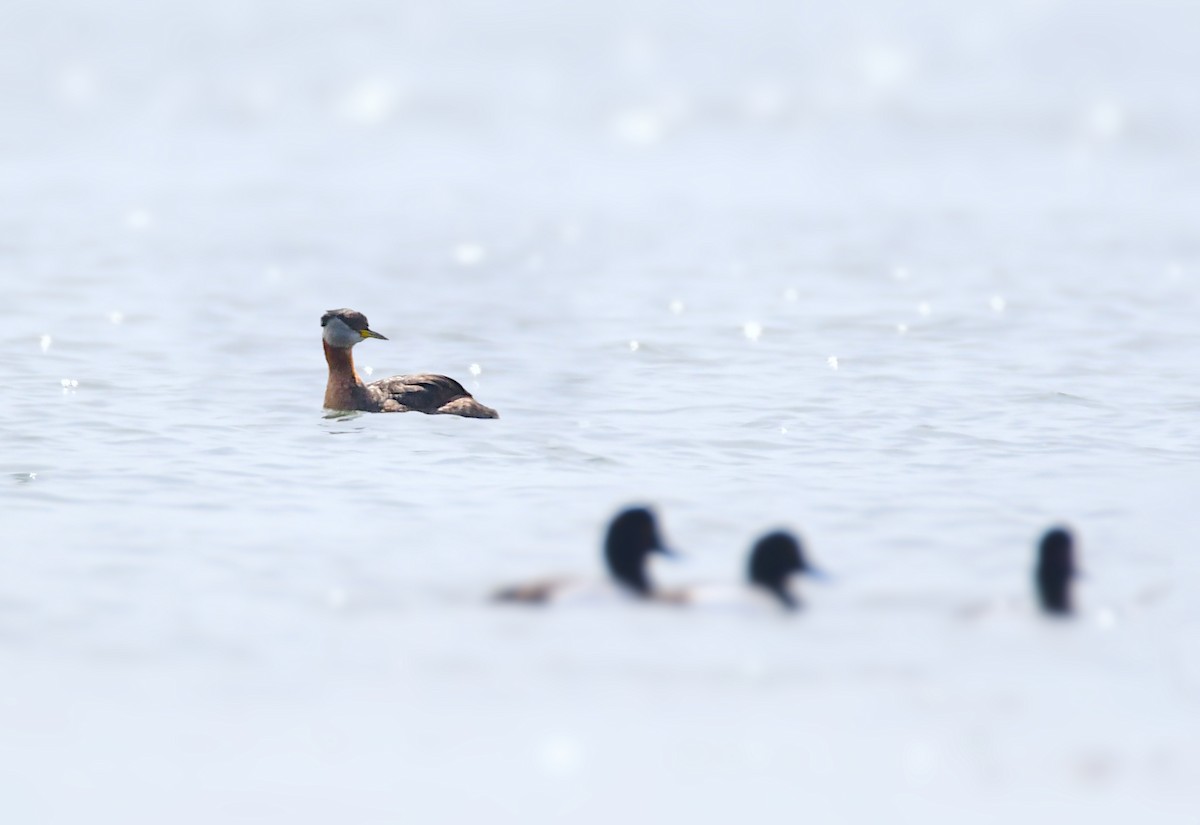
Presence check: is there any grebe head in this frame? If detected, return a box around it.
[1035,526,1077,616]
[321,308,388,349]
[603,507,673,597]
[748,530,820,610]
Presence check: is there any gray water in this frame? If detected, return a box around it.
[3,1,1200,822]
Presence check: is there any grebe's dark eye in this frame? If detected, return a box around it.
[320,314,331,326]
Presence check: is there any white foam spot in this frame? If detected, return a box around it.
[892,266,910,282]
[1086,100,1125,141]
[860,45,914,92]
[60,378,79,390]
[896,323,909,334]
[39,335,52,353]
[468,363,482,377]
[668,299,685,315]
[903,741,938,784]
[338,79,401,125]
[126,209,152,231]
[107,311,125,325]
[783,287,799,302]
[1095,608,1118,630]
[612,109,665,145]
[628,340,640,352]
[827,356,839,370]
[917,301,932,317]
[779,426,789,434]
[453,243,486,266]
[989,295,1007,313]
[743,321,763,342]
[362,366,374,377]
[538,736,583,777]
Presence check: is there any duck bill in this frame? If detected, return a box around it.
[360,328,389,340]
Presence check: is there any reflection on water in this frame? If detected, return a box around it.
[321,410,367,434]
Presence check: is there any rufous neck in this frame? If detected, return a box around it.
[323,341,363,386]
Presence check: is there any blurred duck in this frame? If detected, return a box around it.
[494,507,677,604]
[673,530,825,611]
[320,308,498,418]
[745,530,825,611]
[1035,526,1078,616]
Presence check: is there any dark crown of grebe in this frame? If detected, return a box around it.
[321,308,388,348]
[604,507,673,597]
[747,530,821,610]
[1035,526,1077,616]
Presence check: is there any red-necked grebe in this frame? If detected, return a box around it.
[321,308,498,418]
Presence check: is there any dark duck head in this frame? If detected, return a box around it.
[604,507,673,597]
[747,530,822,610]
[1035,527,1077,616]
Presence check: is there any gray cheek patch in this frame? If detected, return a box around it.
[322,317,362,348]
